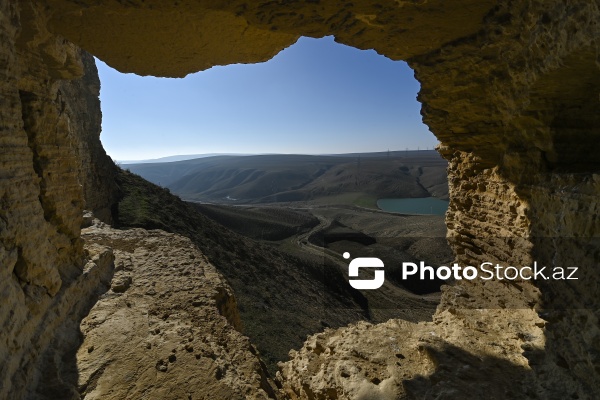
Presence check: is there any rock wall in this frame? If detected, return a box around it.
[76,221,275,400]
[277,0,600,396]
[1,0,599,398]
[413,2,600,396]
[0,2,117,398]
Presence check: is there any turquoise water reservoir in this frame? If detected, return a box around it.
[377,198,449,215]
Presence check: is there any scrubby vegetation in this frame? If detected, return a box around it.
[113,167,451,373]
[190,203,319,241]
[113,168,370,373]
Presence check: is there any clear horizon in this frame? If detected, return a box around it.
[98,36,438,161]
[117,148,440,163]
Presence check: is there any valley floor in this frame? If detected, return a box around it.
[114,169,452,376]
[190,200,452,354]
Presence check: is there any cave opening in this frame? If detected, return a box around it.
[6,2,600,398]
[98,36,438,160]
[96,36,451,373]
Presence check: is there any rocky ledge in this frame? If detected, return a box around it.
[76,221,277,399]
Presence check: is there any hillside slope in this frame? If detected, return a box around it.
[113,169,374,372]
[123,151,449,203]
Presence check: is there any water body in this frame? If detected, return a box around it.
[377,197,449,216]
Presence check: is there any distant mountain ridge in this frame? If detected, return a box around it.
[117,153,252,164]
[118,150,436,164]
[123,150,448,204]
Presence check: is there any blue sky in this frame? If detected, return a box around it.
[98,36,438,161]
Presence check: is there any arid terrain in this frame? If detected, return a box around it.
[115,167,452,374]
[123,150,449,206]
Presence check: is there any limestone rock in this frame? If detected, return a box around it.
[278,297,547,399]
[109,274,131,293]
[78,223,277,399]
[0,2,121,395]
[41,0,496,78]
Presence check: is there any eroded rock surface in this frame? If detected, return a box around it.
[1,2,117,398]
[78,221,276,399]
[42,0,495,77]
[277,294,548,399]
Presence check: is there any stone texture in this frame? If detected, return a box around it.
[25,243,115,400]
[0,2,118,398]
[44,0,300,77]
[277,313,542,399]
[40,0,497,78]
[60,52,119,224]
[1,0,599,399]
[77,221,276,399]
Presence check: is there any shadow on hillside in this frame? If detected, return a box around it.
[112,169,379,374]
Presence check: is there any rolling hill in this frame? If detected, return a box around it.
[113,168,449,373]
[123,150,448,204]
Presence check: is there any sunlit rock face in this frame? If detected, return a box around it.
[1,0,599,398]
[0,3,117,398]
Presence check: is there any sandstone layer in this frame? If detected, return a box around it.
[77,221,276,399]
[1,0,599,399]
[277,310,542,399]
[1,2,117,398]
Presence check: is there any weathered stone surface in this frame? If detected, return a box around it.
[25,243,115,400]
[44,0,300,77]
[60,52,119,224]
[78,222,275,399]
[1,0,599,399]
[41,0,496,77]
[0,2,118,398]
[277,311,542,399]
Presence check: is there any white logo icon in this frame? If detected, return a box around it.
[344,252,385,290]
